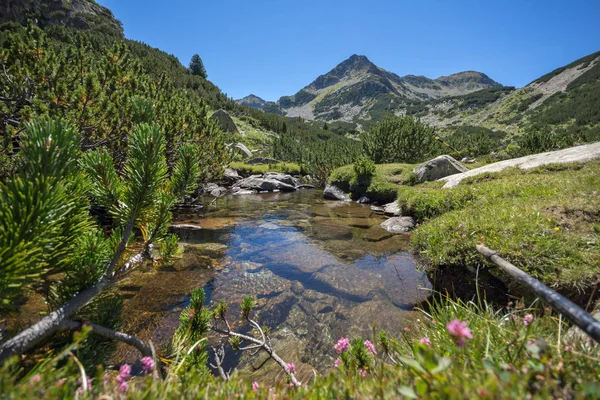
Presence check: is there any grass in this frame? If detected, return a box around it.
[400,161,600,293]
[229,161,302,175]
[3,293,600,399]
[328,163,418,203]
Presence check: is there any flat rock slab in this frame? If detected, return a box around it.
[323,184,350,201]
[414,155,468,183]
[380,217,415,234]
[382,202,402,217]
[441,141,600,188]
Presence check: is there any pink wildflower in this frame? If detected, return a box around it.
[334,337,350,353]
[403,327,410,332]
[431,319,437,325]
[419,337,431,346]
[523,314,534,326]
[286,363,296,374]
[56,379,66,387]
[30,374,41,384]
[334,358,342,369]
[462,234,467,239]
[119,381,128,393]
[447,319,473,347]
[252,381,259,393]
[141,356,155,374]
[364,340,377,355]
[76,376,92,395]
[119,364,131,379]
[564,345,572,352]
[358,369,368,377]
[527,340,535,345]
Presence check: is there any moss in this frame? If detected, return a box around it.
[229,161,302,175]
[406,161,600,292]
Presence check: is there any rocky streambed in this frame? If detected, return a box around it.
[114,189,432,383]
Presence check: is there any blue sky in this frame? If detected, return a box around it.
[97,0,600,102]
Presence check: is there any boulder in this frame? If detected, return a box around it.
[234,177,296,192]
[263,172,298,187]
[323,184,350,201]
[223,167,241,183]
[297,184,316,190]
[232,189,258,195]
[414,155,468,183]
[382,202,402,217]
[210,109,239,134]
[246,157,281,165]
[210,187,228,197]
[380,217,415,234]
[357,196,371,204]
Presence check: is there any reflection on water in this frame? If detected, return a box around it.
[117,190,431,381]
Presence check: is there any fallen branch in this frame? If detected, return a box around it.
[477,244,600,344]
[211,316,300,386]
[63,320,152,357]
[209,344,230,381]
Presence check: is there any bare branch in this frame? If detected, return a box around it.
[63,320,152,357]
[210,345,229,381]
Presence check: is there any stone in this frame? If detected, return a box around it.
[234,176,297,192]
[357,196,371,204]
[370,205,384,212]
[209,109,239,134]
[413,155,469,183]
[233,189,258,195]
[246,157,281,165]
[323,184,350,201]
[380,217,415,234]
[382,202,402,217]
[210,187,228,197]
[263,172,298,187]
[223,167,241,182]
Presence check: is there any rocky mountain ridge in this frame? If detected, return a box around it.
[240,54,501,126]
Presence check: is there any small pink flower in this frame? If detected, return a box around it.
[358,369,368,377]
[364,340,377,355]
[141,356,154,374]
[419,337,431,346]
[334,358,342,369]
[523,314,534,326]
[30,374,41,384]
[403,327,410,332]
[431,319,437,325]
[119,364,131,379]
[76,376,92,394]
[461,234,467,239]
[564,345,572,352]
[447,319,473,347]
[252,381,259,392]
[119,381,128,393]
[334,337,350,353]
[286,363,296,374]
[458,224,464,229]
[56,379,66,387]
[527,340,535,345]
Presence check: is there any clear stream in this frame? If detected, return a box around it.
[115,190,431,381]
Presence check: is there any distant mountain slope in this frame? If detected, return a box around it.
[420,50,600,140]
[243,54,501,126]
[235,94,266,109]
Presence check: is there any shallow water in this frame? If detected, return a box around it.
[117,190,431,381]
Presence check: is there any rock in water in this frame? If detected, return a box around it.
[380,217,415,234]
[263,172,298,187]
[323,184,350,201]
[357,196,371,204]
[413,155,468,183]
[382,202,402,216]
[223,167,241,183]
[234,176,296,192]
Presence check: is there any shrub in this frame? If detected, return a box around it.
[362,114,441,164]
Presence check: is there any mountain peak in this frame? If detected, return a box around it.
[235,94,266,109]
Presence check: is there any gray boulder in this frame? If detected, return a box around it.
[323,184,350,201]
[235,176,296,192]
[380,217,415,234]
[223,167,241,183]
[210,187,228,197]
[414,155,468,183]
[210,109,239,134]
[298,184,316,190]
[232,188,258,195]
[382,202,402,217]
[263,172,298,187]
[357,196,371,204]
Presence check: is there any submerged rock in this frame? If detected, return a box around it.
[414,155,468,183]
[380,217,415,234]
[323,184,350,201]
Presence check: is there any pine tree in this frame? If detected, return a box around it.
[189,53,207,78]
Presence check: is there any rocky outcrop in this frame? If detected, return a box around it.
[263,172,298,187]
[222,168,242,183]
[323,184,350,201]
[210,109,239,134]
[0,0,124,36]
[414,155,468,183]
[441,141,600,188]
[380,217,415,234]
